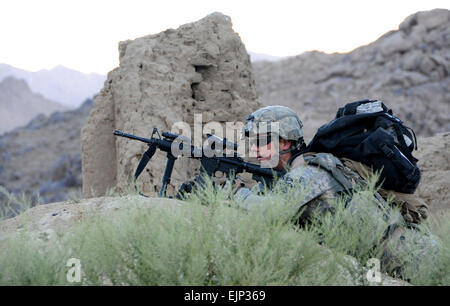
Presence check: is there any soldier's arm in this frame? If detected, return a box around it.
[235,185,335,225]
[233,165,344,223]
[234,185,266,211]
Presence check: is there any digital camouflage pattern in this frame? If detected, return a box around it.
[235,153,352,225]
[241,105,304,140]
[236,154,344,209]
[234,152,439,272]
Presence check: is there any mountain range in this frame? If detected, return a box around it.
[0,64,106,108]
[0,77,69,134]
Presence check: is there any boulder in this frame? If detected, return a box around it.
[416,9,450,31]
[380,32,414,57]
[399,9,450,32]
[0,195,183,239]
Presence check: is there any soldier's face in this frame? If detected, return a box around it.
[250,135,290,168]
[250,140,277,162]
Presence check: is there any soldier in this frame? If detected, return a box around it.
[234,105,361,226]
[179,104,394,225]
[179,105,438,277]
[230,105,438,277]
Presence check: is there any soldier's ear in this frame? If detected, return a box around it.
[279,138,291,150]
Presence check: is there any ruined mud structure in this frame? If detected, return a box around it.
[82,13,261,197]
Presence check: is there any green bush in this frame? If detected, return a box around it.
[0,175,448,285]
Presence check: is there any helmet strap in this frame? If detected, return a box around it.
[279,138,306,155]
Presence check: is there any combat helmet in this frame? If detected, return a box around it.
[241,105,305,153]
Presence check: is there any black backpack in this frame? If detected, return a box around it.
[307,99,420,194]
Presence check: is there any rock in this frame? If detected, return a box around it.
[409,24,427,45]
[0,195,184,238]
[405,80,448,105]
[401,50,423,71]
[419,55,437,75]
[400,9,450,32]
[388,70,428,87]
[416,9,450,31]
[415,132,450,214]
[82,13,261,198]
[429,53,449,75]
[39,181,66,194]
[380,32,414,56]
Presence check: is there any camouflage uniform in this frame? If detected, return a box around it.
[236,105,439,275]
[235,152,350,226]
[235,149,439,276]
[238,105,353,225]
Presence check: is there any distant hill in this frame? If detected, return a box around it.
[0,77,69,134]
[248,52,285,62]
[0,64,106,107]
[0,98,93,215]
[252,9,450,140]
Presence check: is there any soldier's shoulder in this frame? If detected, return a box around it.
[286,162,339,189]
[288,152,343,177]
[285,154,345,207]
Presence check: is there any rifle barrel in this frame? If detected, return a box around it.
[113,130,153,144]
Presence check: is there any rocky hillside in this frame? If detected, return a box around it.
[0,99,92,217]
[0,64,106,108]
[415,132,450,215]
[253,9,450,141]
[0,77,69,134]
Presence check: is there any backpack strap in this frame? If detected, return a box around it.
[303,153,354,191]
[306,153,392,216]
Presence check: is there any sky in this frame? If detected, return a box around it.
[1,0,449,75]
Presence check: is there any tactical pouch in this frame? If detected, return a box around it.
[342,158,429,225]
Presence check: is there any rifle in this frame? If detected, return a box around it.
[113,128,284,197]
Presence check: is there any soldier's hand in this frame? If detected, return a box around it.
[176,180,195,199]
[176,173,247,200]
[210,172,246,194]
[176,174,210,199]
[222,176,247,195]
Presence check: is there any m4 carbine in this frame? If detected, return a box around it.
[113,128,284,197]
